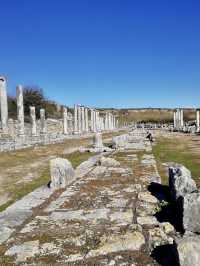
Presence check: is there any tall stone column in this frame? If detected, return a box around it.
[40,109,46,134]
[116,119,119,128]
[108,113,111,130]
[81,106,85,132]
[90,109,93,132]
[91,109,96,132]
[16,85,24,136]
[196,109,200,132]
[0,76,8,132]
[30,106,37,136]
[95,111,99,132]
[63,107,68,134]
[105,113,109,130]
[180,109,184,128]
[85,108,89,132]
[113,116,115,129]
[74,104,78,134]
[173,110,177,129]
[78,105,82,134]
[93,110,96,132]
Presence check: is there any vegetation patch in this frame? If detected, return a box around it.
[153,136,200,186]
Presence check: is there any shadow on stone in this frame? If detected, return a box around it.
[151,244,180,266]
[148,182,184,233]
[148,182,171,202]
[155,197,184,233]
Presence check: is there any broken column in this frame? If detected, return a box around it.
[16,85,24,136]
[50,158,75,189]
[30,106,37,136]
[0,76,8,132]
[40,109,46,134]
[63,107,68,134]
[93,132,103,148]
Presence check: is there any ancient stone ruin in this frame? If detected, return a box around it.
[0,77,120,152]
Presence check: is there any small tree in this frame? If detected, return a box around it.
[8,96,17,119]
[23,86,45,119]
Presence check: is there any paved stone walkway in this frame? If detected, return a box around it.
[0,132,174,265]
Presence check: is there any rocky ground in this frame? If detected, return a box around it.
[0,131,178,265]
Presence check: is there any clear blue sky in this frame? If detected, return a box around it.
[1,0,200,108]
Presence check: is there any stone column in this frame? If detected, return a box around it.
[116,119,119,128]
[16,85,25,136]
[95,111,99,132]
[91,109,96,132]
[78,106,82,134]
[63,107,68,135]
[30,106,37,136]
[90,109,93,132]
[81,106,85,132]
[73,104,78,134]
[105,113,109,130]
[85,108,89,132]
[180,109,184,128]
[93,110,96,132]
[108,113,112,130]
[0,76,8,131]
[40,108,46,134]
[173,110,177,129]
[196,109,200,132]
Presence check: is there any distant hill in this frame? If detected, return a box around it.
[99,108,197,123]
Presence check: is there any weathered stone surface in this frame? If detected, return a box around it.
[90,166,107,177]
[0,227,15,244]
[148,227,173,251]
[137,216,159,226]
[0,76,8,131]
[160,222,175,234]
[183,192,200,233]
[30,106,37,136]
[16,85,24,135]
[100,156,120,167]
[112,134,128,149]
[93,132,103,148]
[87,231,145,257]
[177,236,200,266]
[75,154,102,177]
[5,240,40,263]
[50,158,75,189]
[138,191,158,204]
[169,165,197,201]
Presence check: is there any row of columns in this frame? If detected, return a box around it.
[73,105,117,134]
[0,77,119,137]
[173,109,184,130]
[0,77,46,136]
[173,109,200,132]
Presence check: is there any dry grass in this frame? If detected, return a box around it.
[0,130,127,211]
[153,133,200,186]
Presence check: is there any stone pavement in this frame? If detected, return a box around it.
[0,132,175,265]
